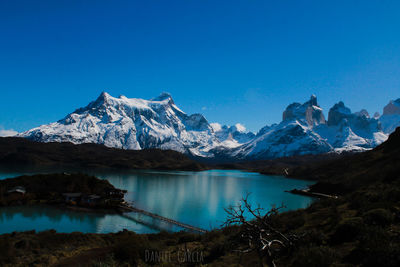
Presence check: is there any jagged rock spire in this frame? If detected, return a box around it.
[282,95,326,127]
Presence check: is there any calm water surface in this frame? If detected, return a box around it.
[0,170,313,234]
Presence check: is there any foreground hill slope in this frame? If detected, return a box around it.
[273,127,400,266]
[0,137,205,171]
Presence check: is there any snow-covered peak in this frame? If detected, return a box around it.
[18,92,398,161]
[332,101,351,114]
[0,129,18,137]
[355,109,370,118]
[232,123,246,133]
[152,92,174,103]
[327,101,352,126]
[19,92,256,158]
[309,94,318,106]
[94,92,177,111]
[210,122,223,132]
[320,101,386,150]
[100,91,111,99]
[328,101,381,132]
[21,92,215,154]
[91,91,112,106]
[237,96,389,160]
[383,98,400,115]
[282,95,326,127]
[232,119,333,160]
[185,113,210,131]
[380,98,400,133]
[211,123,250,135]
[211,123,255,146]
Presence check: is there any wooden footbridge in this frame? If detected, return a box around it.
[118,204,207,234]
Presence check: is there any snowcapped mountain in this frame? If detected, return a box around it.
[230,120,333,160]
[282,95,326,127]
[314,101,387,152]
[379,98,400,134]
[20,92,248,157]
[19,92,399,161]
[210,123,255,148]
[230,96,332,159]
[229,96,389,160]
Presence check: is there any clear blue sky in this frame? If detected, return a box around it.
[1,0,400,133]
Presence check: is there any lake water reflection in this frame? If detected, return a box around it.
[0,170,313,234]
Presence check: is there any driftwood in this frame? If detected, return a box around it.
[223,193,295,267]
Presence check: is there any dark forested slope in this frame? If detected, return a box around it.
[0,137,205,171]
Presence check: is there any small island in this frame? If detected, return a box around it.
[0,173,127,212]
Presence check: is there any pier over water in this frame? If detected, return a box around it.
[119,205,207,234]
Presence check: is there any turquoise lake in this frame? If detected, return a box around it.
[0,170,313,234]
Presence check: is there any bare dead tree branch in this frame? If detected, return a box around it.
[223,193,296,267]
